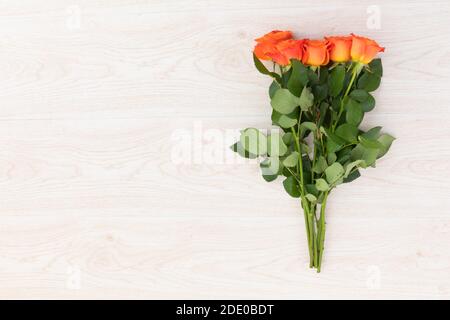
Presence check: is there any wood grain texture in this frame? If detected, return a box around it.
[0,0,449,299]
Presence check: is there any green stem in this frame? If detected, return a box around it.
[311,204,318,268]
[302,198,313,267]
[291,122,315,267]
[317,191,329,273]
[308,206,316,268]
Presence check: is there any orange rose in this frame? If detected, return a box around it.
[302,40,330,66]
[268,39,303,66]
[255,30,292,44]
[253,30,293,62]
[326,36,352,62]
[350,34,385,64]
[254,42,279,61]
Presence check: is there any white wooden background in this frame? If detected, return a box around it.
[0,0,449,300]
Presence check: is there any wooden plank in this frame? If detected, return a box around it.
[0,0,449,299]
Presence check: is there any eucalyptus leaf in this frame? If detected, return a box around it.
[283,176,301,198]
[305,193,317,203]
[344,160,366,178]
[272,110,298,129]
[262,174,278,182]
[343,169,361,183]
[315,178,329,192]
[327,152,337,165]
[269,80,281,99]
[299,87,314,111]
[313,156,328,174]
[283,151,299,168]
[350,144,378,167]
[325,162,345,185]
[361,126,382,140]
[335,123,359,143]
[300,121,317,132]
[271,88,299,114]
[326,138,342,154]
[282,132,294,145]
[377,134,395,158]
[359,135,384,149]
[305,184,319,197]
[322,127,346,153]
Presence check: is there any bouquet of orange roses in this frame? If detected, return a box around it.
[231,31,394,272]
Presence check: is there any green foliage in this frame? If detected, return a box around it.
[271,88,299,114]
[312,156,328,174]
[312,84,328,102]
[231,57,394,271]
[271,110,298,128]
[283,176,301,198]
[359,135,384,149]
[300,121,317,133]
[327,152,337,165]
[345,98,364,126]
[369,58,383,77]
[356,59,383,93]
[253,53,281,83]
[349,89,369,102]
[361,126,382,140]
[232,59,393,193]
[305,193,317,203]
[335,123,359,143]
[299,87,314,111]
[350,144,378,167]
[343,169,361,183]
[328,65,345,97]
[377,134,396,158]
[360,93,375,112]
[344,160,365,178]
[287,60,308,96]
[325,162,344,185]
[283,152,299,167]
[315,178,329,192]
[269,80,281,99]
